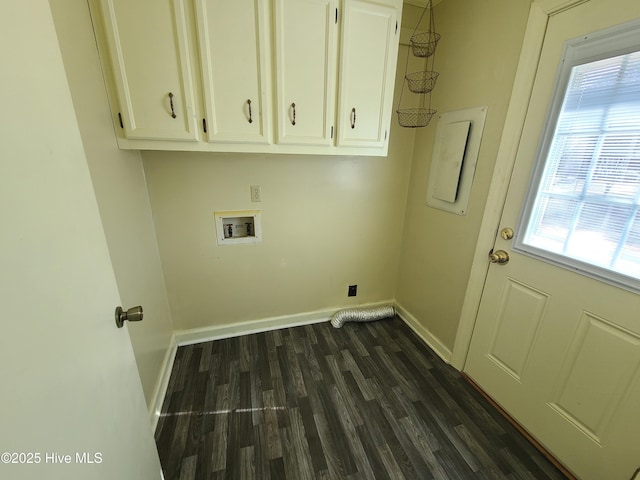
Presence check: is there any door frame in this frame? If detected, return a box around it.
[451,0,591,370]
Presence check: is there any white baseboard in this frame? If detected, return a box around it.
[394,302,453,365]
[174,301,396,346]
[174,311,329,346]
[149,334,178,432]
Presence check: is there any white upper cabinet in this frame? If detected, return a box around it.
[337,0,398,148]
[273,0,338,146]
[92,0,200,142]
[195,0,272,144]
[90,0,402,155]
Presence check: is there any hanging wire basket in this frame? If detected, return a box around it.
[396,108,437,128]
[395,0,439,129]
[410,31,441,58]
[405,71,439,94]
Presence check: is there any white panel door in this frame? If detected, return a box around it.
[94,0,199,141]
[337,0,398,148]
[195,0,272,144]
[274,0,338,145]
[0,2,161,479]
[465,2,640,479]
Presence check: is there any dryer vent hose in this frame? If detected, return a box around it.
[330,305,395,328]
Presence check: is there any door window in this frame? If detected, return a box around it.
[516,23,640,290]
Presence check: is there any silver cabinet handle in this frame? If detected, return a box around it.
[168,92,177,118]
[351,107,356,129]
[291,102,296,125]
[247,99,253,124]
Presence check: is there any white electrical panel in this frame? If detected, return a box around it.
[431,120,471,202]
[426,106,487,215]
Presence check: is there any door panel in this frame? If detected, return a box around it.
[195,0,271,144]
[274,0,337,145]
[464,1,640,479]
[549,311,640,444]
[95,0,199,141]
[486,278,549,381]
[0,3,161,478]
[337,0,398,147]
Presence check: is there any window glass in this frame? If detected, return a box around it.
[520,49,640,286]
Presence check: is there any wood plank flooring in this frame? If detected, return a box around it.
[155,317,568,479]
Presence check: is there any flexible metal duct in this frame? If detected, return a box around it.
[330,305,395,328]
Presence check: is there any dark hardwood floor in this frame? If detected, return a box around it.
[155,316,568,479]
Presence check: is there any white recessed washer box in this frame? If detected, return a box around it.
[214,210,262,246]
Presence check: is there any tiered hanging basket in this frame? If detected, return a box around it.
[396,0,440,128]
[405,71,439,94]
[410,31,441,58]
[396,108,437,129]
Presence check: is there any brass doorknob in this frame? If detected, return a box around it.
[488,249,509,265]
[500,227,515,240]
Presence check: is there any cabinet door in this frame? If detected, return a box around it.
[274,0,338,145]
[94,0,199,141]
[195,0,271,144]
[337,0,399,148]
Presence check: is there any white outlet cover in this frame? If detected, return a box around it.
[250,185,261,202]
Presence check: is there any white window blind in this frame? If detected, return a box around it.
[521,49,640,285]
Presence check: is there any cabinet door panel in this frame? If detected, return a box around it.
[96,0,199,141]
[274,0,337,145]
[195,0,271,144]
[338,0,398,147]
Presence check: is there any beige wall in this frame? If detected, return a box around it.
[48,0,534,388]
[50,0,174,409]
[396,0,531,350]
[141,46,417,331]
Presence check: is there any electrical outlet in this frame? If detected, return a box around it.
[348,285,357,297]
[250,185,261,202]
